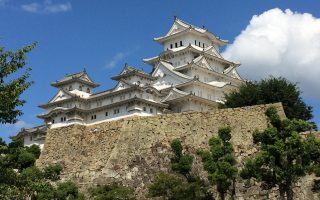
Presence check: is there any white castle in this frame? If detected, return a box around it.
[17,17,243,148]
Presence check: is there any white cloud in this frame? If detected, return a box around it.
[222,8,320,99]
[2,120,33,137]
[21,0,71,14]
[105,46,140,69]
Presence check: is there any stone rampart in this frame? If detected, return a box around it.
[37,103,319,199]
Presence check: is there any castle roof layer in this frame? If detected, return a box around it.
[154,17,228,46]
[51,70,100,88]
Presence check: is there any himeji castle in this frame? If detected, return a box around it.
[17,17,244,147]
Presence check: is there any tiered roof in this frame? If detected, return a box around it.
[154,17,227,46]
[111,64,157,81]
[144,44,240,68]
[51,70,99,88]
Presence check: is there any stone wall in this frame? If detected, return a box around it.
[37,103,319,199]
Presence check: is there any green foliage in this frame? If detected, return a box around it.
[43,164,63,181]
[149,139,213,200]
[148,173,212,200]
[0,43,36,124]
[224,76,313,121]
[0,137,84,199]
[198,127,237,200]
[240,107,320,200]
[170,139,194,177]
[26,144,41,159]
[56,181,85,200]
[90,183,136,200]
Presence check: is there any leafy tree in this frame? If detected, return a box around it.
[224,77,313,121]
[0,137,84,200]
[90,183,136,200]
[171,139,194,178]
[0,43,36,124]
[198,127,238,200]
[149,139,213,200]
[56,181,85,200]
[240,107,320,200]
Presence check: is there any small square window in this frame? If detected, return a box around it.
[143,107,146,111]
[175,42,178,48]
[180,41,183,46]
[105,112,108,116]
[170,44,173,49]
[150,108,153,113]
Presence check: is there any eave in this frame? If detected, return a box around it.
[154,28,227,46]
[38,97,169,119]
[164,94,219,107]
[51,78,100,88]
[111,71,157,81]
[174,63,243,84]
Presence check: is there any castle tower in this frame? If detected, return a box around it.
[144,17,243,112]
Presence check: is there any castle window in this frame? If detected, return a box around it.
[203,43,205,48]
[91,115,96,120]
[30,136,33,141]
[60,117,66,122]
[199,41,201,46]
[180,41,183,46]
[69,85,72,91]
[143,107,146,111]
[195,40,197,45]
[111,97,113,103]
[87,88,90,93]
[52,119,55,124]
[150,108,153,113]
[114,108,120,114]
[175,42,178,48]
[105,112,108,116]
[170,44,173,49]
[79,86,82,91]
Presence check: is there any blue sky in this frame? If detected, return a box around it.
[1,0,319,142]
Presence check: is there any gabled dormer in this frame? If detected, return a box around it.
[154,17,228,51]
[51,69,99,94]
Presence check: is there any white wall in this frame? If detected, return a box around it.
[23,134,45,150]
[163,34,212,51]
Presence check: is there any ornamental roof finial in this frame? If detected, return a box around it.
[174,16,177,20]
[83,68,86,73]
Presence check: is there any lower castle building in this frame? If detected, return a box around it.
[17,17,244,148]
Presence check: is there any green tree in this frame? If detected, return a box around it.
[240,107,320,200]
[55,181,85,200]
[224,77,313,121]
[90,183,136,200]
[171,139,194,178]
[0,43,36,124]
[0,137,84,200]
[149,139,213,200]
[198,127,238,200]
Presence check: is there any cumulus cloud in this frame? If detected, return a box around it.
[21,0,71,14]
[105,46,140,69]
[222,8,320,99]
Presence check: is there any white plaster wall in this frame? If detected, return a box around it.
[153,66,187,90]
[122,76,151,87]
[168,52,195,68]
[23,135,45,150]
[163,34,212,51]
